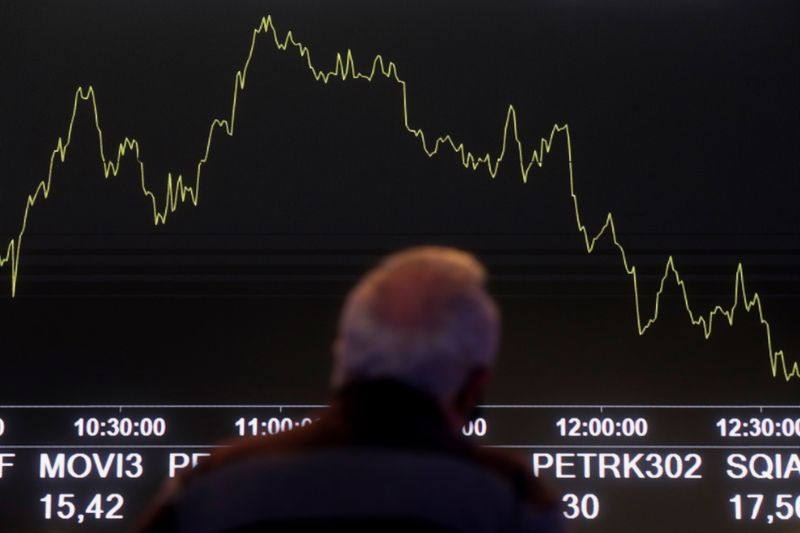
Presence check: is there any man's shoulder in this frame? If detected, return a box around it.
[182,397,558,513]
[137,416,562,533]
[187,415,343,478]
[183,421,558,516]
[175,446,557,532]
[469,446,559,512]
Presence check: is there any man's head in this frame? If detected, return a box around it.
[332,246,500,422]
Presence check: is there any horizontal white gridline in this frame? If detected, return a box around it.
[0,405,798,409]
[0,444,797,449]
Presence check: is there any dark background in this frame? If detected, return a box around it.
[0,1,799,531]
[0,1,797,403]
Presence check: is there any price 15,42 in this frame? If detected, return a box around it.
[41,493,124,523]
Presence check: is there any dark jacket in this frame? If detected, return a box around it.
[136,379,563,533]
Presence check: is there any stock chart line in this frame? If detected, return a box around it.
[0,16,797,381]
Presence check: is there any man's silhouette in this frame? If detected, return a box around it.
[137,246,563,532]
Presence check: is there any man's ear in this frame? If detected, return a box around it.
[452,367,492,419]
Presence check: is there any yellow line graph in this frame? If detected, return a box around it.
[0,15,797,381]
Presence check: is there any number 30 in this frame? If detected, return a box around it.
[563,493,600,520]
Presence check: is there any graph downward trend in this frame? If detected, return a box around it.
[0,15,797,382]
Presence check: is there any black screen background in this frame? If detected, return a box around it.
[0,2,799,532]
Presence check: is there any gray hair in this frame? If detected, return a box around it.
[332,246,500,403]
